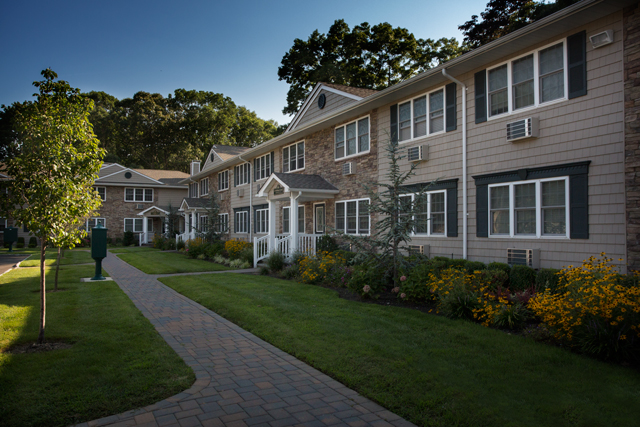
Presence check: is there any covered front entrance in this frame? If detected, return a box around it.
[137,206,170,245]
[253,173,339,267]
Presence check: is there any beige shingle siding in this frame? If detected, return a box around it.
[376,11,627,270]
[297,90,360,129]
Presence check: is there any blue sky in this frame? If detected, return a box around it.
[0,0,488,126]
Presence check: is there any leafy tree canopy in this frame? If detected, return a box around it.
[278,19,461,116]
[459,0,582,49]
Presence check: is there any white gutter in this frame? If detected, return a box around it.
[442,68,467,260]
[238,154,253,242]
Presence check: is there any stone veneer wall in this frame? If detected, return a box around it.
[97,186,161,239]
[625,2,640,270]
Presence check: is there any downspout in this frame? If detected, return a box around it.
[442,68,468,260]
[238,154,253,242]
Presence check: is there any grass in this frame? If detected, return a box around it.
[159,273,640,427]
[108,246,160,254]
[19,250,93,267]
[117,250,232,274]
[0,265,195,427]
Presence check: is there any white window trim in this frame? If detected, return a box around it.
[255,208,269,234]
[282,206,305,234]
[217,213,229,233]
[86,217,106,232]
[400,191,448,237]
[398,87,447,145]
[488,177,570,239]
[200,215,208,232]
[235,211,249,234]
[283,140,305,173]
[486,39,568,120]
[124,218,143,233]
[235,163,251,187]
[200,178,209,196]
[335,198,371,236]
[334,115,371,161]
[189,182,199,198]
[96,186,106,201]
[255,152,273,182]
[124,188,154,203]
[218,170,229,192]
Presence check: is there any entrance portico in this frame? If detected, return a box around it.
[137,206,170,245]
[254,173,339,266]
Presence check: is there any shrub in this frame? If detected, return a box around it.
[28,237,37,248]
[229,259,249,269]
[291,251,306,266]
[488,262,511,275]
[225,240,252,259]
[266,251,286,272]
[334,249,357,265]
[535,268,561,293]
[239,246,254,265]
[316,235,339,253]
[529,254,640,362]
[400,261,440,302]
[115,237,123,246]
[176,239,186,251]
[152,234,166,249]
[475,269,509,291]
[281,264,299,279]
[464,261,486,274]
[213,255,227,265]
[122,231,135,247]
[259,266,270,275]
[186,237,207,259]
[163,239,177,251]
[346,263,386,299]
[510,265,537,291]
[299,251,345,285]
[492,303,530,330]
[430,267,481,320]
[196,254,206,260]
[326,265,353,288]
[16,237,25,248]
[205,241,223,259]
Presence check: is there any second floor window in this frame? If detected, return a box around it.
[283,141,304,172]
[218,170,229,191]
[255,153,272,181]
[335,117,369,159]
[96,187,106,201]
[234,163,250,186]
[398,88,446,143]
[125,188,153,202]
[200,178,209,196]
[189,182,198,198]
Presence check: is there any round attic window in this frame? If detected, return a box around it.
[318,93,326,109]
[124,172,132,179]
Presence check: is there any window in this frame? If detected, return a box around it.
[398,88,446,143]
[255,209,269,234]
[486,41,565,118]
[96,187,106,201]
[200,215,208,233]
[282,206,305,234]
[234,163,250,186]
[86,218,105,231]
[189,182,198,198]
[235,210,249,233]
[399,191,446,236]
[335,199,369,235]
[200,178,209,196]
[335,117,369,159]
[217,213,229,233]
[283,141,304,172]
[489,178,568,238]
[255,153,272,181]
[124,218,143,233]
[218,170,229,191]
[125,188,153,202]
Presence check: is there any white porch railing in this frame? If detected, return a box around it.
[298,234,318,254]
[276,234,292,258]
[254,235,270,267]
[175,230,196,246]
[253,233,322,267]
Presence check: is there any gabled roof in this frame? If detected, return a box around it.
[321,82,377,99]
[257,173,339,199]
[137,205,170,216]
[133,168,189,181]
[201,145,252,173]
[95,163,187,187]
[179,197,211,211]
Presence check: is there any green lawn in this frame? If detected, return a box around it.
[117,250,231,274]
[0,265,194,427]
[160,273,640,427]
[108,246,160,254]
[19,250,93,267]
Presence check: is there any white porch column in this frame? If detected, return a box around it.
[142,216,148,244]
[191,212,197,239]
[268,199,276,253]
[290,193,299,254]
[185,213,190,235]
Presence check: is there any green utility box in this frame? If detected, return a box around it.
[90,224,108,280]
[4,227,18,252]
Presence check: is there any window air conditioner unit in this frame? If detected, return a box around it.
[220,192,227,201]
[408,245,429,257]
[237,188,244,197]
[506,117,538,142]
[507,248,540,269]
[590,30,613,49]
[408,145,428,162]
[135,204,144,209]
[342,162,355,176]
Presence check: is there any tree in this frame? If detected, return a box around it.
[278,20,462,115]
[459,0,581,49]
[0,69,104,344]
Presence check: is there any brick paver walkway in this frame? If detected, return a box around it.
[80,252,417,427]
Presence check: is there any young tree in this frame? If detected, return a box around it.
[0,69,104,344]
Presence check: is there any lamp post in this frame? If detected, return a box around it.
[90,223,107,281]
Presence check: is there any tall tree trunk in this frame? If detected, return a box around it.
[37,238,47,344]
[54,246,62,292]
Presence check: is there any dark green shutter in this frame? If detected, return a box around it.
[445,82,457,132]
[254,158,258,181]
[474,70,487,124]
[476,184,488,237]
[569,173,589,239]
[390,104,398,144]
[446,186,458,237]
[233,167,237,187]
[270,151,275,175]
[568,31,587,99]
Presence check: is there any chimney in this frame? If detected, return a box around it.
[190,161,201,176]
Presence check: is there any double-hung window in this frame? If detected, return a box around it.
[200,215,209,233]
[399,191,446,236]
[335,117,369,159]
[124,218,143,233]
[217,213,229,233]
[189,183,198,198]
[235,211,249,233]
[255,153,272,181]
[96,187,106,201]
[283,141,304,172]
[255,208,269,234]
[335,199,369,235]
[86,218,106,231]
[487,41,566,118]
[398,88,446,142]
[200,178,209,196]
[125,188,153,202]
[234,163,250,186]
[282,206,305,234]
[218,170,229,191]
[489,178,568,238]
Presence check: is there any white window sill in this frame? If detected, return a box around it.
[487,97,567,121]
[335,150,371,162]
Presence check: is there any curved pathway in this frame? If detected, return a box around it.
[80,252,416,427]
